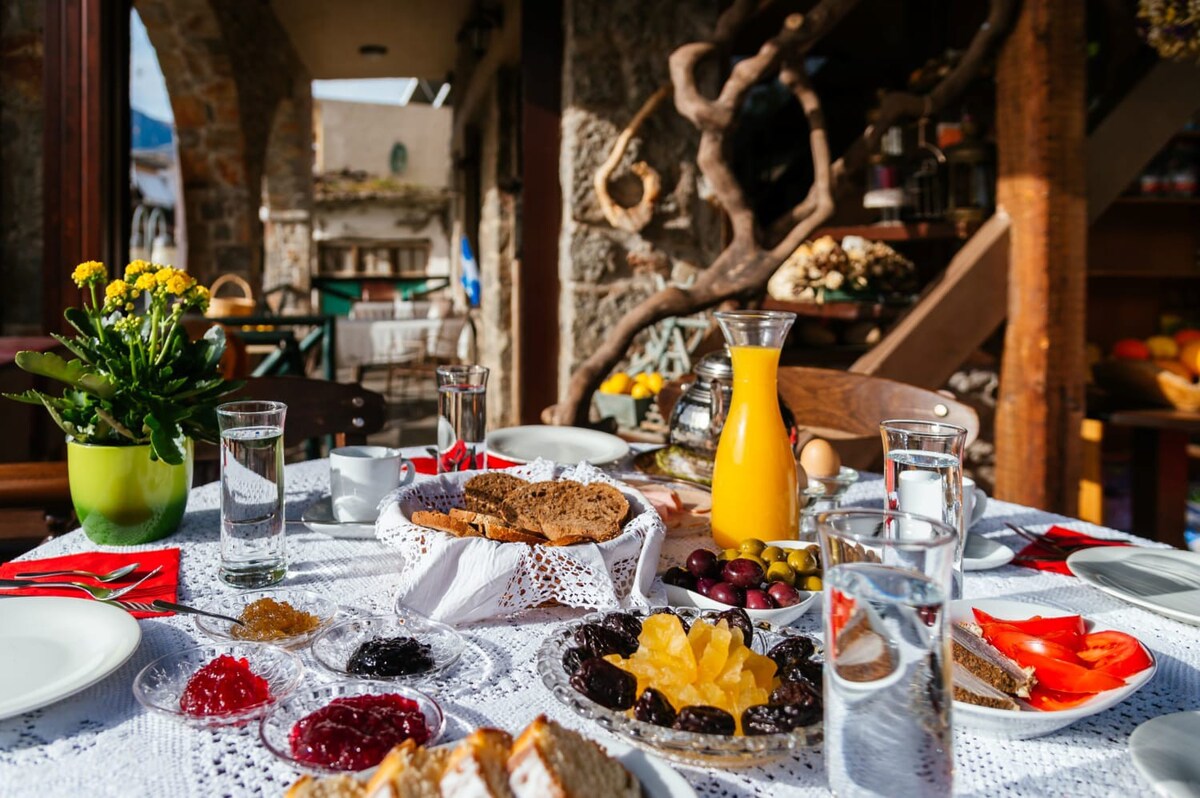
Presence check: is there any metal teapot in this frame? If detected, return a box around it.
[667,348,798,454]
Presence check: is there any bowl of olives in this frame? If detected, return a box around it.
[537,606,823,767]
[662,538,822,627]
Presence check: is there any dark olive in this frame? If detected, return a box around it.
[574,623,638,658]
[672,705,736,735]
[601,612,643,641]
[767,636,817,669]
[562,646,588,675]
[713,607,754,644]
[742,702,821,735]
[633,687,677,727]
[770,679,820,709]
[569,658,637,710]
[663,566,696,590]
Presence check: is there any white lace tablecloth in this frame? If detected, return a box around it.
[2,455,1197,797]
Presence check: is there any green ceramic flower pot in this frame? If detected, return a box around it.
[67,439,193,546]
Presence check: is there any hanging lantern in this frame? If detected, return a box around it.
[906,118,946,221]
[944,116,995,226]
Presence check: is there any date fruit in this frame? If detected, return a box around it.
[601,612,642,641]
[562,646,588,675]
[574,623,638,659]
[767,637,816,669]
[633,687,677,728]
[713,608,754,645]
[570,658,637,710]
[742,702,820,735]
[780,658,823,690]
[672,705,736,736]
[770,680,820,709]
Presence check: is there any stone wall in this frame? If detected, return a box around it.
[0,0,44,334]
[557,0,721,393]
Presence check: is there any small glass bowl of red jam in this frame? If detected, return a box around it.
[259,681,444,774]
[194,589,339,650]
[133,643,304,729]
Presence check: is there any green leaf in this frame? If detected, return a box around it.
[201,325,227,371]
[50,333,97,365]
[14,351,117,399]
[144,413,184,465]
[95,407,141,442]
[63,307,95,338]
[33,392,77,438]
[1,389,48,406]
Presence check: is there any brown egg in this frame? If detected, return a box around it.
[799,438,841,478]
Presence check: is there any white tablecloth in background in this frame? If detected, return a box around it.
[1,453,1196,797]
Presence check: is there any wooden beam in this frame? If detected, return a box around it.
[851,212,1009,388]
[1088,60,1200,223]
[451,0,522,158]
[993,0,1087,515]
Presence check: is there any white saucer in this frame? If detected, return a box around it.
[300,496,377,539]
[963,533,1015,571]
[486,425,630,466]
[1130,711,1200,797]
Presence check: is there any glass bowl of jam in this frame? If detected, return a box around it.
[310,609,465,682]
[259,680,445,775]
[194,589,339,650]
[132,643,305,729]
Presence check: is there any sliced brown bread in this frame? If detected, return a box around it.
[500,481,567,533]
[284,775,364,798]
[411,510,480,538]
[362,739,449,798]
[439,728,515,798]
[535,482,628,543]
[449,507,548,544]
[465,472,529,517]
[543,534,592,547]
[952,622,1035,702]
[507,715,640,798]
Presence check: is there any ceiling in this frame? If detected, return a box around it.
[270,0,476,80]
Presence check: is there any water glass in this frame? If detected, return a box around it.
[436,365,488,473]
[879,419,966,597]
[818,508,957,798]
[217,401,287,588]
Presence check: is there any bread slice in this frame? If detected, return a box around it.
[543,535,592,547]
[535,482,628,543]
[465,473,529,517]
[363,739,450,798]
[507,715,639,798]
[411,510,480,538]
[500,481,567,533]
[439,728,515,798]
[952,622,1035,700]
[953,666,1021,711]
[285,775,365,798]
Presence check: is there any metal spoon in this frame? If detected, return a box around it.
[12,562,141,583]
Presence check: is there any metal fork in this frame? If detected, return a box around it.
[107,599,244,626]
[1004,523,1077,557]
[0,565,162,601]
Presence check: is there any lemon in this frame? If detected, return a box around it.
[633,372,651,386]
[647,372,665,393]
[607,372,633,394]
[766,561,796,586]
[630,383,653,400]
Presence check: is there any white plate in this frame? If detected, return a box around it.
[963,534,1015,571]
[604,739,699,798]
[301,496,377,539]
[950,598,1156,739]
[486,425,630,466]
[1067,547,1200,626]
[1130,711,1200,797]
[0,596,141,719]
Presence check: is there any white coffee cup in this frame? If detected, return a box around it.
[962,476,988,530]
[330,446,415,523]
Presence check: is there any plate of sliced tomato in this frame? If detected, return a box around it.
[951,598,1157,739]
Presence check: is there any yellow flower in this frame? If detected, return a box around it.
[124,260,152,279]
[187,284,210,312]
[104,279,131,302]
[71,261,106,287]
[154,267,176,286]
[134,273,158,292]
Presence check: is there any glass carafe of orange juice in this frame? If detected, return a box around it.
[711,310,798,548]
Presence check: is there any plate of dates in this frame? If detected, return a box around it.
[537,606,823,766]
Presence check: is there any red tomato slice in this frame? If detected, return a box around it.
[1076,631,1152,679]
[830,589,855,640]
[981,627,1085,665]
[1027,685,1097,711]
[1013,649,1126,693]
[972,608,1086,648]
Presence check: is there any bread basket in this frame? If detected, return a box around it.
[376,460,666,625]
[205,274,256,318]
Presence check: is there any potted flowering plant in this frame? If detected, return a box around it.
[4,260,241,544]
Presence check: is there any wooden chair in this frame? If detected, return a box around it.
[658,366,980,471]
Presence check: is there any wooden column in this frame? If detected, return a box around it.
[993,0,1087,514]
[42,0,130,335]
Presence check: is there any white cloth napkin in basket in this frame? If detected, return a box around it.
[376,459,666,625]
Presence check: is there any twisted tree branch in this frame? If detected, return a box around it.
[594,85,671,232]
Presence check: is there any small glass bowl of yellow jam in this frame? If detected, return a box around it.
[194,589,339,649]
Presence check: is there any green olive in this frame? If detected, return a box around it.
[801,575,823,591]
[766,561,796,586]
[787,548,819,575]
[760,545,786,563]
[718,547,740,562]
[738,538,767,557]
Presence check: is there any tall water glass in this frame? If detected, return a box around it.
[436,365,488,473]
[218,401,287,588]
[818,508,957,798]
[880,419,966,598]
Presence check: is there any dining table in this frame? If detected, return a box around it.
[1,448,1196,797]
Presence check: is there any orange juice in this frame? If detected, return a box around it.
[711,345,799,548]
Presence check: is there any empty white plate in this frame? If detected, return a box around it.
[300,496,377,540]
[1067,547,1200,626]
[1130,711,1200,797]
[485,425,630,466]
[0,596,141,719]
[963,534,1015,571]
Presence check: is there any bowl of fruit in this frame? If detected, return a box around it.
[662,538,822,627]
[538,606,823,766]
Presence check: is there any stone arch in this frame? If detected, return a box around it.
[134,0,257,283]
[262,95,314,301]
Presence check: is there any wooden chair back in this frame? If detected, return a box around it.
[226,376,387,452]
[658,366,979,471]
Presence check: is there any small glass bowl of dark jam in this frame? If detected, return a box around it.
[132,643,304,729]
[259,680,444,774]
[310,610,464,681]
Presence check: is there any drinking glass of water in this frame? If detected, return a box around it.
[436,365,488,473]
[818,508,957,798]
[879,419,967,597]
[217,401,287,588]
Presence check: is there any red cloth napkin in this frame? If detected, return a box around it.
[0,548,180,618]
[1012,525,1133,576]
[410,453,520,474]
